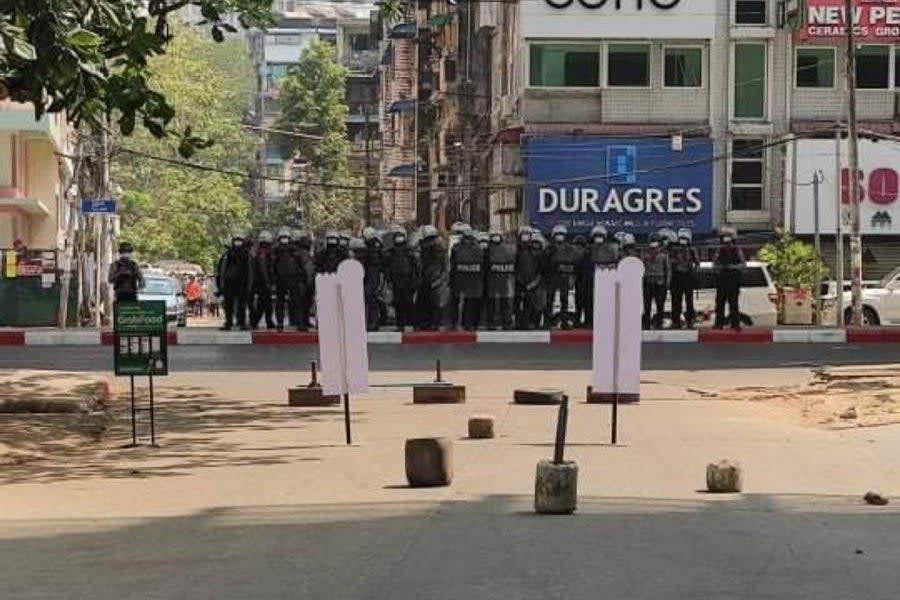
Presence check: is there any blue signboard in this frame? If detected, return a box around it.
[525,136,714,235]
[81,198,117,214]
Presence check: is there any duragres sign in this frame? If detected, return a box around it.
[525,136,714,234]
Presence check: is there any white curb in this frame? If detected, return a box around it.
[176,329,253,345]
[24,329,102,346]
[476,330,552,343]
[773,329,846,343]
[642,330,699,343]
[366,331,402,344]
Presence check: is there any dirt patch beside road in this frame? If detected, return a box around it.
[707,365,900,430]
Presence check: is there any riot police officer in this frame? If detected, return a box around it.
[250,230,276,330]
[642,232,670,330]
[669,228,700,329]
[270,228,301,331]
[621,233,639,258]
[217,230,253,331]
[385,226,420,331]
[417,225,449,330]
[572,235,590,327]
[484,230,516,330]
[361,227,386,331]
[294,229,315,330]
[546,224,578,329]
[515,227,546,330]
[714,226,746,331]
[450,227,484,330]
[316,230,346,274]
[579,225,620,327]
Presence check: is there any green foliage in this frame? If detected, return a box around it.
[113,27,254,270]
[0,1,272,157]
[757,230,829,289]
[377,0,407,24]
[274,40,361,231]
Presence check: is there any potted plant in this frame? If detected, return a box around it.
[757,230,828,325]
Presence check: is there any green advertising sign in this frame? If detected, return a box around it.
[114,301,168,376]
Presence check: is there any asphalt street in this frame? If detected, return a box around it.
[0,342,897,372]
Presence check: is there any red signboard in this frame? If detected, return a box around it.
[796,0,900,43]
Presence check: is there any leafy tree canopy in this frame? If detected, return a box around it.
[0,0,272,157]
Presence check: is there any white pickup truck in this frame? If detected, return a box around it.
[823,267,900,326]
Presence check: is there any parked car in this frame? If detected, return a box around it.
[821,267,900,326]
[683,261,778,328]
[137,276,187,327]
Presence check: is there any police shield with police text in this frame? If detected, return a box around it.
[486,230,516,330]
[450,228,484,330]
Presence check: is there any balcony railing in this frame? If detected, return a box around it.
[343,49,379,74]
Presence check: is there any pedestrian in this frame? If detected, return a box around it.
[107,242,144,303]
[642,233,670,330]
[450,226,484,331]
[250,230,276,330]
[486,230,517,330]
[385,226,419,331]
[204,275,220,317]
[713,226,745,331]
[546,224,578,329]
[669,228,700,329]
[185,274,203,317]
[216,230,253,331]
[417,225,450,331]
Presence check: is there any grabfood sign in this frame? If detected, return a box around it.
[525,136,714,234]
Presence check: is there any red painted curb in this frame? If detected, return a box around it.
[550,330,592,344]
[846,327,900,343]
[0,330,25,346]
[401,330,477,344]
[698,327,773,343]
[253,331,319,345]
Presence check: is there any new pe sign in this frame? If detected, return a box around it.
[797,0,900,42]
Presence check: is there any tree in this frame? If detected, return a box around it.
[275,40,361,231]
[112,27,254,270]
[757,230,829,290]
[0,0,272,157]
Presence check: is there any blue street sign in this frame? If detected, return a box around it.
[81,198,117,214]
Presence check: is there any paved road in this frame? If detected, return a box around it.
[0,343,898,372]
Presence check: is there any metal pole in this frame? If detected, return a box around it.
[343,393,352,446]
[434,358,443,383]
[336,282,352,445]
[130,375,136,446]
[553,395,569,464]
[844,0,864,325]
[813,171,822,324]
[834,128,845,326]
[611,281,620,445]
[149,371,156,446]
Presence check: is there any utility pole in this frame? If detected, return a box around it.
[364,103,373,224]
[843,0,864,326]
[834,127,845,327]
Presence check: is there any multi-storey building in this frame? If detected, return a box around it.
[480,0,900,275]
[250,0,378,212]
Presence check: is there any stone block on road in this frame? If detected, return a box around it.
[468,415,495,439]
[405,437,453,487]
[288,387,340,407]
[413,385,466,404]
[534,459,578,514]
[706,460,743,493]
[514,388,564,405]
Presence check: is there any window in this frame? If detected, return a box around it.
[266,34,303,46]
[664,47,702,88]
[735,0,767,25]
[733,43,766,119]
[607,44,650,88]
[730,139,765,211]
[530,44,600,87]
[796,47,835,88]
[856,45,890,89]
[277,0,296,12]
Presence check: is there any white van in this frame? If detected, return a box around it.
[680,261,778,328]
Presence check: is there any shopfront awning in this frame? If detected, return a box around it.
[387,164,417,178]
[388,23,417,39]
[389,99,417,114]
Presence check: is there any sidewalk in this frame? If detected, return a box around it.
[1,326,899,345]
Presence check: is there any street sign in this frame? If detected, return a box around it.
[114,301,168,376]
[81,198,117,214]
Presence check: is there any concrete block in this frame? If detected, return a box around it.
[706,460,743,493]
[405,437,453,487]
[514,388,564,405]
[413,384,466,404]
[534,459,578,515]
[468,416,495,439]
[586,385,640,404]
[288,387,340,407]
